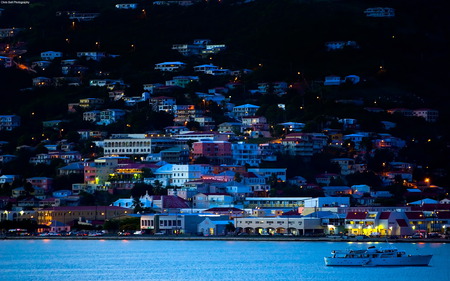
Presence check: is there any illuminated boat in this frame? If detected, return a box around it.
[324,245,432,266]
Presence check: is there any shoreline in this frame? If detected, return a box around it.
[2,235,449,243]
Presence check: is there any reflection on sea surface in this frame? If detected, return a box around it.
[0,240,448,281]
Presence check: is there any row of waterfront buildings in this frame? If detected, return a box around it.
[2,196,449,237]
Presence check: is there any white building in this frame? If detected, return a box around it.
[364,7,395,17]
[115,3,138,9]
[154,61,186,72]
[247,168,287,182]
[150,96,177,113]
[194,64,219,73]
[77,52,106,61]
[0,115,20,131]
[41,51,63,61]
[232,104,260,120]
[413,109,439,122]
[278,122,305,132]
[193,193,234,209]
[97,109,126,125]
[153,164,212,187]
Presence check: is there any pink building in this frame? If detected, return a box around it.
[192,141,232,165]
[26,177,53,191]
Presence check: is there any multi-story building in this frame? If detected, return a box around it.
[160,146,190,164]
[79,98,104,109]
[413,108,439,122]
[40,51,63,60]
[83,157,128,185]
[232,104,260,120]
[364,7,395,17]
[154,61,186,72]
[26,177,53,192]
[0,115,20,131]
[192,141,232,165]
[97,109,126,125]
[153,164,212,187]
[141,213,227,235]
[83,110,101,122]
[77,51,106,61]
[103,135,185,157]
[192,193,234,209]
[150,96,176,113]
[165,76,199,88]
[231,142,261,167]
[234,216,323,236]
[173,105,204,125]
[37,206,130,227]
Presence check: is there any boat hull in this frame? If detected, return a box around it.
[324,255,432,266]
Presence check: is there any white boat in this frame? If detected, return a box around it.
[324,245,432,266]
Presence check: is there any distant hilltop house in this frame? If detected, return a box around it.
[325,41,359,51]
[97,109,127,125]
[32,77,52,87]
[0,115,20,131]
[41,51,63,61]
[31,60,52,70]
[324,75,360,86]
[89,79,126,90]
[153,0,198,7]
[0,56,13,68]
[194,64,219,73]
[387,108,439,122]
[165,76,199,88]
[56,11,100,21]
[76,52,107,61]
[232,104,260,120]
[0,28,22,39]
[155,61,186,72]
[172,39,226,57]
[115,3,138,9]
[364,7,395,17]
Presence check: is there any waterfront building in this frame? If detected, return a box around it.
[234,216,323,236]
[197,217,232,236]
[36,206,131,227]
[140,213,228,235]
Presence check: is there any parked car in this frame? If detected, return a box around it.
[411,233,424,239]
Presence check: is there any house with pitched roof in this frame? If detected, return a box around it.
[193,193,234,209]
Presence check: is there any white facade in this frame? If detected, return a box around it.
[413,109,438,122]
[303,197,350,208]
[97,109,126,125]
[77,52,106,61]
[115,3,138,9]
[193,193,234,209]
[41,51,63,61]
[0,115,20,131]
[232,104,260,120]
[247,168,287,182]
[154,164,212,187]
[154,61,186,72]
[194,64,218,73]
[364,7,395,17]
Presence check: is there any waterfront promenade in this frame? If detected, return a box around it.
[2,235,448,243]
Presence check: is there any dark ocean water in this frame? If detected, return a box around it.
[0,240,448,281]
